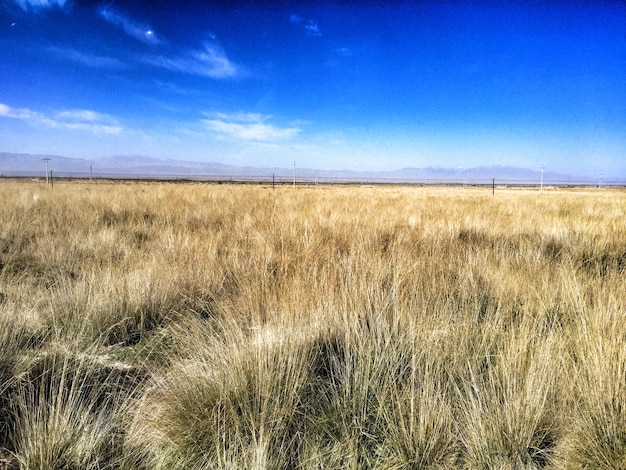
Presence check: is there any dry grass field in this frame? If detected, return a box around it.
[0,180,625,469]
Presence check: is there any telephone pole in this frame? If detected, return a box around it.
[293,161,296,189]
[43,158,51,184]
[540,164,545,193]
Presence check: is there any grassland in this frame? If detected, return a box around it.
[0,180,625,469]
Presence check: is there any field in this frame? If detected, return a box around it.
[0,180,625,469]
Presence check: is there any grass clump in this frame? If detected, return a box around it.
[564,307,626,468]
[458,328,561,469]
[125,320,313,469]
[9,346,142,470]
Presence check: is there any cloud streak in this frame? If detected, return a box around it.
[203,112,300,141]
[12,0,65,11]
[47,46,126,69]
[0,103,123,135]
[144,43,240,79]
[96,7,241,79]
[99,6,163,45]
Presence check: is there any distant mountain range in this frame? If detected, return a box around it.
[0,152,616,185]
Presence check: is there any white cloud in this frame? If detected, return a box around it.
[289,14,303,24]
[99,6,163,45]
[96,7,239,79]
[47,46,125,69]
[289,13,322,37]
[52,109,122,134]
[213,112,265,123]
[0,103,39,121]
[12,0,66,11]
[202,112,300,142]
[305,21,321,36]
[0,102,123,135]
[145,43,239,79]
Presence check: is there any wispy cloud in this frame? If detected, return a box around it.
[12,0,66,11]
[202,112,300,141]
[97,6,240,79]
[144,43,240,79]
[0,103,37,120]
[336,47,353,57]
[47,46,126,69]
[99,6,163,45]
[289,14,322,37]
[0,103,123,135]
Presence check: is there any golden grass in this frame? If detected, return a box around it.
[0,180,625,469]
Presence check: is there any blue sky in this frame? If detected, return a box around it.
[1,0,625,176]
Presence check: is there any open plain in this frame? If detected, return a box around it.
[0,180,625,469]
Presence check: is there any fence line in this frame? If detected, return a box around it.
[0,171,623,187]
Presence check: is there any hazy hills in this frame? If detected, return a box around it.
[0,152,608,185]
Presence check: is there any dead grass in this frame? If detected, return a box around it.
[0,180,625,468]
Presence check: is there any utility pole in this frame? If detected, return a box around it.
[43,158,51,184]
[540,164,545,193]
[293,161,296,189]
[90,163,93,181]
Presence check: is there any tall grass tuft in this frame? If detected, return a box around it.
[458,326,561,469]
[10,347,141,469]
[124,318,313,469]
[565,304,626,468]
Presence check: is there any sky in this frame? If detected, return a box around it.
[1,0,625,177]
